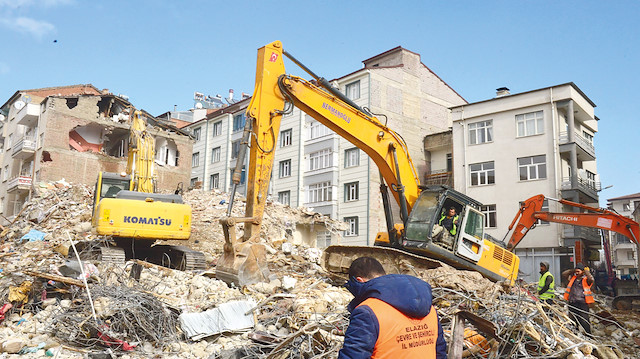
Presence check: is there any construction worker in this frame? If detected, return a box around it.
[439,206,459,236]
[537,261,555,304]
[338,257,446,359]
[562,263,594,334]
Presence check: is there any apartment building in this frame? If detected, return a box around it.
[447,84,600,283]
[607,193,640,279]
[0,85,192,219]
[186,46,466,247]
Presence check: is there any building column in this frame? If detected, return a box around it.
[567,100,578,192]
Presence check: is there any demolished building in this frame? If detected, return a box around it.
[0,84,193,219]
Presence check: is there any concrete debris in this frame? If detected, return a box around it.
[0,182,637,358]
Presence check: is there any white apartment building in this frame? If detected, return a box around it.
[186,46,466,247]
[449,84,600,284]
[607,193,640,279]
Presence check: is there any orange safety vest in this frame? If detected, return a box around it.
[358,298,438,359]
[563,275,594,304]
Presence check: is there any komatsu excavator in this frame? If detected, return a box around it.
[216,41,520,286]
[504,194,640,310]
[88,110,206,270]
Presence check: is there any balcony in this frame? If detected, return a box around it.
[559,131,595,161]
[6,175,32,193]
[562,225,600,245]
[424,169,452,186]
[561,176,600,202]
[11,135,37,159]
[15,103,39,127]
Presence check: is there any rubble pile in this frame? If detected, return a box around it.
[0,183,638,358]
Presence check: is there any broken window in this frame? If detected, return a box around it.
[154,137,178,167]
[66,98,78,109]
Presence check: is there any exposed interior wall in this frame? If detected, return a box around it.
[38,96,191,191]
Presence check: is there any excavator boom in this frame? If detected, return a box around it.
[505,194,640,309]
[218,41,519,286]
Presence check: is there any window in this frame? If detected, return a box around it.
[518,155,546,181]
[309,149,332,170]
[344,216,359,236]
[7,134,12,149]
[470,161,495,186]
[308,181,332,203]
[468,120,493,145]
[279,159,291,178]
[344,182,359,202]
[232,113,246,132]
[190,177,198,187]
[446,153,452,172]
[211,147,221,163]
[481,205,497,228]
[623,203,631,211]
[2,166,7,181]
[277,191,290,206]
[39,133,44,148]
[628,251,635,260]
[280,129,292,147]
[193,127,201,141]
[309,121,332,139]
[231,140,240,159]
[345,148,359,168]
[209,173,220,190]
[316,230,332,248]
[212,121,222,136]
[582,131,594,145]
[191,152,200,167]
[516,111,544,137]
[345,80,360,100]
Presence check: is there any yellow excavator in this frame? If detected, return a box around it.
[217,41,520,286]
[88,110,205,270]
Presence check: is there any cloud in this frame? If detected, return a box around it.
[0,0,71,38]
[0,16,55,39]
[0,0,72,9]
[0,62,9,75]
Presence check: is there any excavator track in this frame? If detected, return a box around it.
[322,245,444,283]
[163,245,207,271]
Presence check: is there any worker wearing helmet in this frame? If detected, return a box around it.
[338,257,446,358]
[562,263,594,334]
[537,261,555,304]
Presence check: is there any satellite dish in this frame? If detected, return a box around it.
[14,100,25,110]
[0,114,5,122]
[195,102,203,109]
[578,169,587,180]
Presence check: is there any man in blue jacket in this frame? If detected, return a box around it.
[338,257,447,359]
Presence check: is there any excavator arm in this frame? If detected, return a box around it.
[218,40,422,285]
[506,195,639,251]
[126,110,156,193]
[243,41,420,236]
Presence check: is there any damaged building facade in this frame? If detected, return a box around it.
[0,84,192,218]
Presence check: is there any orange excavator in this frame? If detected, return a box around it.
[505,194,640,309]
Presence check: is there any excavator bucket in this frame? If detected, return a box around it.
[216,218,271,286]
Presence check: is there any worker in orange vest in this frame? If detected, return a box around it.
[562,263,594,334]
[338,257,446,359]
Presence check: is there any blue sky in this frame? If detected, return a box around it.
[1,0,638,203]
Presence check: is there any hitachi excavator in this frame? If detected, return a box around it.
[88,110,206,270]
[504,194,640,310]
[216,41,520,286]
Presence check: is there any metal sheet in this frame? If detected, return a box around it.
[179,300,255,340]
